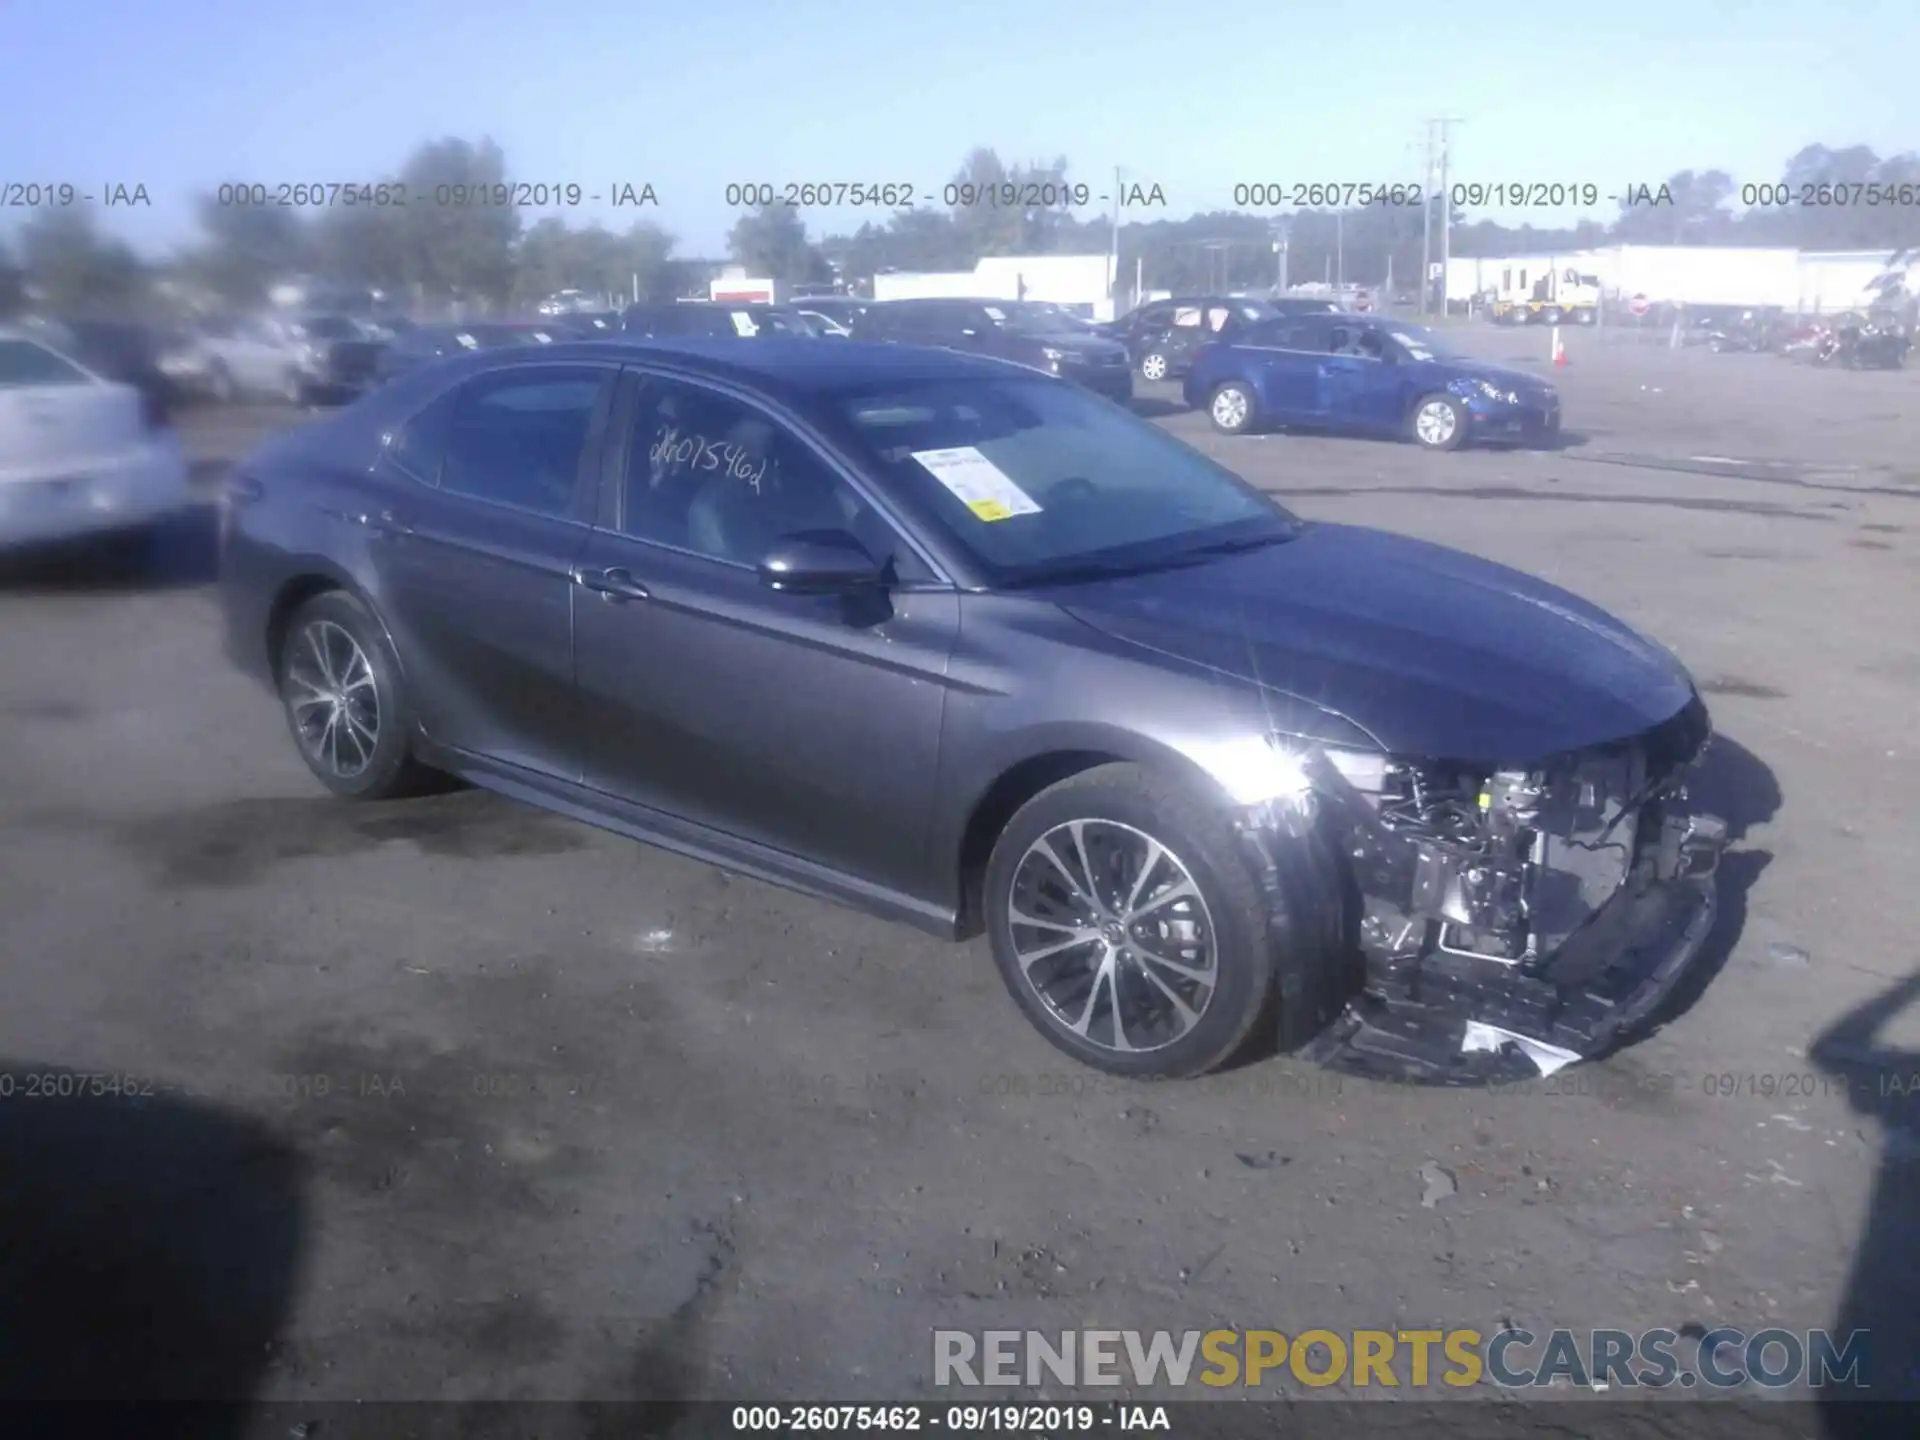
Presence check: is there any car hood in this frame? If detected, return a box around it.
[1055,522,1697,763]
[1420,358,1553,393]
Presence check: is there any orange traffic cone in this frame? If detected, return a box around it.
[1552,327,1569,367]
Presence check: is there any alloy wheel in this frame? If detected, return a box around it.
[1006,819,1219,1054]
[1415,399,1457,447]
[1140,353,1168,381]
[1211,386,1250,430]
[283,619,380,780]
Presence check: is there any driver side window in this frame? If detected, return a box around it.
[619,377,926,578]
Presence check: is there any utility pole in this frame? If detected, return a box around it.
[1108,166,1123,316]
[1438,117,1462,316]
[1419,121,1437,316]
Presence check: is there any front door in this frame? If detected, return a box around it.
[365,362,614,779]
[570,371,957,896]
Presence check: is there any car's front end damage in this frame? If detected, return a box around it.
[1239,696,1728,1083]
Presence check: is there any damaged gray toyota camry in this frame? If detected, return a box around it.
[219,338,1726,1083]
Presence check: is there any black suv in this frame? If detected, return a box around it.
[852,298,1132,403]
[621,303,811,339]
[1109,297,1307,382]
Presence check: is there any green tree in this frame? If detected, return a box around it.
[18,207,148,315]
[726,203,827,281]
[190,195,309,307]
[397,137,521,310]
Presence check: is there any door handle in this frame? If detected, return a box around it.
[571,566,650,601]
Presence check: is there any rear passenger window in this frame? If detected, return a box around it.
[436,368,606,516]
[0,339,91,388]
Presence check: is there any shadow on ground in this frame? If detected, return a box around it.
[1639,730,1780,1037]
[0,1065,306,1432]
[1812,973,1920,1429]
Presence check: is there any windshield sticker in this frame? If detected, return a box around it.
[982,307,1007,321]
[730,312,759,337]
[455,332,479,349]
[911,446,1041,523]
[1388,332,1435,359]
[650,427,769,492]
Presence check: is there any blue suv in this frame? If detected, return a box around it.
[1182,313,1562,450]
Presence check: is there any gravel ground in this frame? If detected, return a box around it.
[0,338,1916,1417]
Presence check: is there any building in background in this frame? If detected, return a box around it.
[871,255,1117,321]
[1444,244,1920,314]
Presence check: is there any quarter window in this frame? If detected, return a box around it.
[426,367,605,515]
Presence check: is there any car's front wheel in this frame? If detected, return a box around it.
[276,591,431,800]
[1137,351,1170,382]
[1206,381,1258,435]
[983,764,1335,1079]
[1409,393,1468,450]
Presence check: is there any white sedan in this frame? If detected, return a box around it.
[0,326,190,553]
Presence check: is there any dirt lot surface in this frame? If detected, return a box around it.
[2,333,1916,1418]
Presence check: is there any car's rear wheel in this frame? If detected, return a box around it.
[1207,382,1257,435]
[1574,308,1595,325]
[1410,393,1468,450]
[1137,351,1170,382]
[276,591,431,800]
[982,764,1336,1079]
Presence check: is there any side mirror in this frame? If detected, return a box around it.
[758,530,886,594]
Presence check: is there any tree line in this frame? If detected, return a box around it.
[3,137,1916,321]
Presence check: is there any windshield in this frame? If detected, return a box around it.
[827,377,1299,586]
[1383,324,1468,362]
[995,303,1092,337]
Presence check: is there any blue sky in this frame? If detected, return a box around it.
[1,0,1913,259]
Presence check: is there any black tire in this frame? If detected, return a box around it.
[1205,381,1258,435]
[1542,306,1564,325]
[1574,308,1595,326]
[981,763,1340,1079]
[275,590,432,800]
[1408,392,1468,451]
[1137,350,1171,382]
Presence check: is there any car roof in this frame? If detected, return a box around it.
[451,336,1036,391]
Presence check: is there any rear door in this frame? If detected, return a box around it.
[1236,319,1323,420]
[0,336,141,479]
[364,361,616,779]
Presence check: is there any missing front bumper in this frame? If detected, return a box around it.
[1282,756,1730,1084]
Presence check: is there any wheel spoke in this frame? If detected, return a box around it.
[1009,906,1089,935]
[1067,952,1118,1038]
[1122,837,1165,916]
[1066,820,1101,908]
[305,627,337,688]
[1130,943,1212,984]
[1033,837,1095,909]
[1136,961,1201,1030]
[1131,878,1200,919]
[1018,931,1103,973]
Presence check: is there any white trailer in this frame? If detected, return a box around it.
[872,254,1117,321]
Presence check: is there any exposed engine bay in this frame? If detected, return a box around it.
[1252,697,1728,1082]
